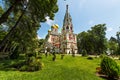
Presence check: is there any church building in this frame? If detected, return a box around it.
[44,5,78,54]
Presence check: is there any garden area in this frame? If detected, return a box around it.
[1,0,120,80]
[0,54,120,80]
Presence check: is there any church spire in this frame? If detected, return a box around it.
[66,5,68,13]
[63,5,73,33]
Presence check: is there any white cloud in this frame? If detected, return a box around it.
[107,27,113,32]
[45,16,54,26]
[37,35,41,39]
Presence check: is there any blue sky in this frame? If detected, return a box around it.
[0,0,120,39]
[38,0,120,39]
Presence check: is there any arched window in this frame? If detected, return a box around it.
[66,26,69,29]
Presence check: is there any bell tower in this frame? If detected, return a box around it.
[61,5,78,54]
[62,5,73,33]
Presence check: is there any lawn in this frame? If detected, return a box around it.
[0,54,120,80]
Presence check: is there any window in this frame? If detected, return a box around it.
[66,26,69,29]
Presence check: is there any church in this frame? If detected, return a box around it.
[44,5,78,54]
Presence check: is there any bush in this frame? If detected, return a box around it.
[100,56,120,79]
[10,52,19,59]
[19,65,29,71]
[81,50,87,56]
[99,53,107,58]
[19,58,42,72]
[87,57,93,60]
[10,60,25,69]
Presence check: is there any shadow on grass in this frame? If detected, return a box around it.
[96,72,119,80]
[99,76,119,80]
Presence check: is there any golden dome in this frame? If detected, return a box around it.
[51,24,59,29]
[55,24,59,28]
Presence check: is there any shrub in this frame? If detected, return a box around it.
[10,60,25,69]
[100,56,120,79]
[19,58,42,72]
[99,53,107,58]
[87,57,93,60]
[81,50,87,56]
[29,58,42,71]
[19,65,29,71]
[10,52,19,59]
[61,54,64,59]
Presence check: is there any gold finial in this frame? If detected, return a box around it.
[66,5,68,12]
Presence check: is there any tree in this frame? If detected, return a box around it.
[108,37,118,55]
[0,0,58,52]
[0,25,7,41]
[0,0,58,24]
[77,24,107,55]
[89,24,107,54]
[38,39,45,52]
[116,31,120,55]
[77,32,90,54]
[0,0,58,71]
[38,39,45,47]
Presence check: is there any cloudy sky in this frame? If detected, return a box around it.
[37,0,120,39]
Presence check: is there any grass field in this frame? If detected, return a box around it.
[0,54,120,80]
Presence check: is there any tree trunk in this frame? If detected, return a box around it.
[0,0,21,25]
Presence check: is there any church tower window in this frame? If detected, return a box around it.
[66,26,69,29]
[71,27,72,30]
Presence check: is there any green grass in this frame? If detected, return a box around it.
[0,54,120,80]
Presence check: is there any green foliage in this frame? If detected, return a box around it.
[0,6,4,16]
[9,60,25,69]
[100,56,120,79]
[77,24,107,55]
[81,49,87,56]
[38,39,45,52]
[116,31,120,55]
[20,58,42,72]
[9,57,42,72]
[0,0,58,60]
[99,53,107,58]
[0,25,7,41]
[108,37,118,55]
[119,56,120,60]
[10,46,20,59]
[10,52,19,59]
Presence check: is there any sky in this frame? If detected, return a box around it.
[38,0,120,39]
[0,0,120,39]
